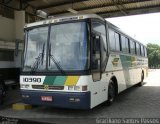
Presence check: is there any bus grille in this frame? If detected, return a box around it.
[32,85,64,90]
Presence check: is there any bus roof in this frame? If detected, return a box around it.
[24,14,104,28]
[24,14,146,47]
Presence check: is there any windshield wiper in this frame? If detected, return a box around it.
[31,43,45,72]
[49,44,65,74]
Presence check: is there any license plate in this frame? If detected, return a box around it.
[41,96,53,102]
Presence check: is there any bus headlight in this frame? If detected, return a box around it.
[67,85,88,91]
[68,86,74,90]
[74,86,80,91]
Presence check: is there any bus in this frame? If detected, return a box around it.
[20,14,148,109]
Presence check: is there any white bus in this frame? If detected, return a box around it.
[20,14,148,109]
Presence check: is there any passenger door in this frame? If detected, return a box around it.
[90,20,108,108]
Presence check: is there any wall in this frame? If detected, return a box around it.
[0,11,25,81]
[0,15,16,70]
[14,11,25,40]
[0,15,15,42]
[0,11,25,69]
[0,11,25,41]
[14,11,25,68]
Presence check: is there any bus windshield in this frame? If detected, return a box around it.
[23,21,89,72]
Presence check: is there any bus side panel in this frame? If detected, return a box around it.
[89,74,108,109]
[105,54,127,93]
[105,53,148,94]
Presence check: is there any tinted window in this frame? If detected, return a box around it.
[130,40,136,54]
[125,38,129,53]
[144,47,147,57]
[109,29,115,51]
[141,45,144,56]
[136,43,141,55]
[121,35,125,52]
[121,35,129,53]
[109,29,120,51]
[115,32,120,51]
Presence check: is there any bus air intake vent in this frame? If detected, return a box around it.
[32,85,64,90]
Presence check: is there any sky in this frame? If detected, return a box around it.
[106,12,160,45]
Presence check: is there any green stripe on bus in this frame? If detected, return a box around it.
[120,55,132,86]
[53,76,67,86]
[43,76,56,85]
[120,55,132,68]
[43,76,67,86]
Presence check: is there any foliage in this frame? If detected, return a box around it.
[147,43,160,68]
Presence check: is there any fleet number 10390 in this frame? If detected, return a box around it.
[23,77,41,83]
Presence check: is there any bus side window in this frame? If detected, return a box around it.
[140,44,142,56]
[121,35,129,53]
[136,43,141,56]
[109,29,115,51]
[109,29,120,52]
[130,40,136,54]
[141,45,144,56]
[143,46,146,57]
[144,47,147,57]
[115,32,120,51]
[121,35,126,52]
[126,38,129,53]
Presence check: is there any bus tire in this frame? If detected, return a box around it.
[138,72,144,86]
[106,80,116,106]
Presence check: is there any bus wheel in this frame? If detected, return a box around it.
[106,80,116,106]
[138,72,144,86]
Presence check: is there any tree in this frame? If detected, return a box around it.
[147,43,160,68]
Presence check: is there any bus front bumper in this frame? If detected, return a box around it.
[21,90,90,109]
